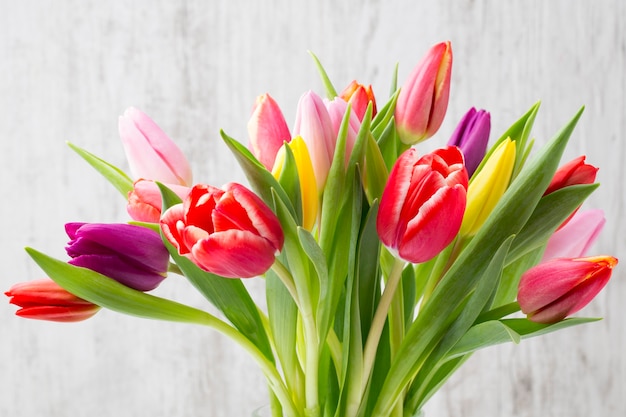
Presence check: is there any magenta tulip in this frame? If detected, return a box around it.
[247,93,292,170]
[293,90,336,191]
[160,183,284,278]
[127,179,191,223]
[377,146,468,263]
[65,223,170,291]
[395,41,453,145]
[6,279,99,322]
[119,107,193,186]
[518,256,618,324]
[447,107,491,177]
[542,209,606,261]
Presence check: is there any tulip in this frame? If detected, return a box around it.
[447,108,491,177]
[272,136,318,231]
[395,41,453,145]
[544,155,598,196]
[160,183,284,278]
[518,256,618,324]
[377,146,468,263]
[542,209,606,261]
[65,223,170,291]
[247,93,292,170]
[339,80,377,121]
[459,138,516,237]
[119,107,193,186]
[5,279,100,322]
[127,179,192,223]
[325,97,361,166]
[293,90,336,192]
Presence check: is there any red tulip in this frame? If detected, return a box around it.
[339,80,377,121]
[5,279,99,322]
[247,93,292,170]
[160,183,284,278]
[127,179,191,223]
[544,155,598,195]
[518,256,618,324]
[395,41,453,145]
[377,146,468,263]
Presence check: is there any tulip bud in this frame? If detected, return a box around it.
[65,223,170,291]
[339,80,377,121]
[542,209,606,261]
[544,155,598,196]
[293,90,336,192]
[127,179,191,223]
[447,108,491,177]
[119,107,193,186]
[377,146,468,263]
[5,279,100,322]
[459,138,516,237]
[272,136,319,231]
[324,97,361,166]
[247,93,292,170]
[395,41,453,145]
[160,183,284,278]
[518,256,618,323]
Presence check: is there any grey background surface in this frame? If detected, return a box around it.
[1,1,624,416]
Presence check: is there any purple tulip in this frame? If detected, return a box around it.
[65,223,170,291]
[447,108,491,177]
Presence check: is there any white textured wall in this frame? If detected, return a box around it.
[1,1,624,416]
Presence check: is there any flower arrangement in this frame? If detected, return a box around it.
[6,41,618,417]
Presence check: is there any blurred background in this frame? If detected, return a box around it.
[1,1,624,416]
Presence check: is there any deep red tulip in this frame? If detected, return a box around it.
[377,146,468,263]
[518,256,618,324]
[395,41,452,145]
[160,183,284,278]
[247,93,292,171]
[5,279,99,322]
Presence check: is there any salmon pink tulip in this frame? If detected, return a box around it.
[447,107,491,177]
[377,146,468,263]
[6,279,100,322]
[395,41,452,145]
[293,90,336,192]
[127,179,191,223]
[119,107,193,186]
[66,223,170,291]
[247,93,292,170]
[518,256,618,324]
[339,80,377,121]
[160,183,284,278]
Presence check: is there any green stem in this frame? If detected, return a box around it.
[360,257,406,397]
[271,259,301,310]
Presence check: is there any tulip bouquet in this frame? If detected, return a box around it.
[7,41,618,417]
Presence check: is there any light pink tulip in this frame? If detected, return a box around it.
[127,179,192,223]
[293,91,336,191]
[541,209,605,261]
[119,107,193,186]
[247,93,292,170]
[325,97,361,166]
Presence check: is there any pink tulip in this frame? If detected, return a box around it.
[542,209,606,261]
[377,146,468,263]
[339,80,377,121]
[247,93,292,170]
[518,256,618,324]
[5,279,100,322]
[293,90,336,191]
[325,97,361,166]
[395,41,453,145]
[119,107,193,186]
[127,179,191,223]
[160,183,284,278]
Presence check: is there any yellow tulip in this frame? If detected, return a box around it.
[272,136,319,230]
[459,138,516,237]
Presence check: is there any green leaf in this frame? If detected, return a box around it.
[447,320,521,359]
[67,141,134,197]
[25,248,215,326]
[363,135,389,204]
[275,144,304,227]
[308,50,338,99]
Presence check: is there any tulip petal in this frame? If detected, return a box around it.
[15,305,100,322]
[69,255,166,292]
